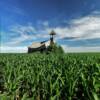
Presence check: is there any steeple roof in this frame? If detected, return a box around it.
[49,30,56,35]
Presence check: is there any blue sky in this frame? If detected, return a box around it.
[0,0,100,52]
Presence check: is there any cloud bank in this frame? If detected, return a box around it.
[62,45,100,53]
[0,47,27,53]
[0,46,100,53]
[53,11,100,40]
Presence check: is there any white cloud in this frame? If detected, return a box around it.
[10,24,36,36]
[34,11,100,41]
[2,23,52,47]
[62,45,100,53]
[4,23,52,46]
[1,11,100,53]
[0,46,100,53]
[42,21,49,27]
[50,11,100,40]
[5,24,37,46]
[0,46,27,53]
[5,35,33,46]
[37,20,49,27]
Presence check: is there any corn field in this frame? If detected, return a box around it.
[0,53,100,100]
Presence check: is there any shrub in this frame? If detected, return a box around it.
[47,43,64,54]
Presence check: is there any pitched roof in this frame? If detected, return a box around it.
[49,30,56,35]
[28,42,45,48]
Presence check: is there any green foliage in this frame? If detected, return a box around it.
[0,53,100,100]
[47,43,64,54]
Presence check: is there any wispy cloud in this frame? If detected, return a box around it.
[10,24,36,35]
[62,45,100,53]
[0,46,27,53]
[4,24,37,46]
[0,46,100,53]
[3,23,52,46]
[31,11,100,41]
[52,11,100,40]
[1,11,100,52]
[38,20,49,27]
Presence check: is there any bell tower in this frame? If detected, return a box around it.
[49,30,56,46]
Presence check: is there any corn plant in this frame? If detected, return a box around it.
[0,53,100,100]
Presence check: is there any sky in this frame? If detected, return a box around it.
[0,0,100,53]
